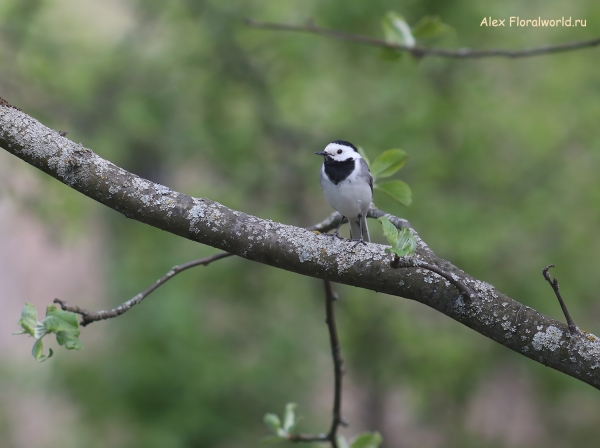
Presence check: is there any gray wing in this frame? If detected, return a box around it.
[359,158,373,193]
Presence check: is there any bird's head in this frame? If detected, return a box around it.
[315,140,361,162]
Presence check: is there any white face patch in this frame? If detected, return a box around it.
[323,143,361,162]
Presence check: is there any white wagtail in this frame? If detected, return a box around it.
[316,140,373,245]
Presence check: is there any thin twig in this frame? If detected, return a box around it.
[324,280,345,446]
[55,252,233,326]
[542,264,578,334]
[391,255,477,300]
[307,211,343,233]
[287,281,347,447]
[246,18,600,59]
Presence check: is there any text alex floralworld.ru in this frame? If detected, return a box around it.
[481,16,587,27]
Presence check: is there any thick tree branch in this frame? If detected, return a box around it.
[246,19,600,59]
[51,213,352,327]
[2,103,600,389]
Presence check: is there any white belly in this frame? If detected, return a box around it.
[321,171,372,219]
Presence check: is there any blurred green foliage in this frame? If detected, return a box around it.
[2,0,600,447]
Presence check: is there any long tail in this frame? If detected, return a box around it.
[349,215,370,242]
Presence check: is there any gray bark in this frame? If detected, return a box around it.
[2,103,600,390]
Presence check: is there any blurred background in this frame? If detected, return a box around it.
[1,0,600,447]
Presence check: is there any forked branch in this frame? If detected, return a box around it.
[542,264,578,334]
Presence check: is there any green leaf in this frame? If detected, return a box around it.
[356,146,370,168]
[17,302,38,336]
[55,331,83,350]
[378,215,401,248]
[350,432,383,448]
[32,338,53,362]
[412,16,453,40]
[392,228,417,257]
[376,180,412,206]
[397,227,417,256]
[15,303,48,339]
[381,12,415,48]
[385,246,408,257]
[370,149,408,179]
[42,304,83,351]
[337,436,351,448]
[264,413,282,434]
[378,217,416,257]
[44,304,79,330]
[42,316,75,333]
[32,338,43,360]
[283,403,296,432]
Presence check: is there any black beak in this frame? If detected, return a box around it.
[315,151,327,156]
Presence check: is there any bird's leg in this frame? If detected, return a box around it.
[351,214,368,247]
[323,216,345,240]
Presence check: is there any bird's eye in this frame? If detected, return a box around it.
[337,149,342,154]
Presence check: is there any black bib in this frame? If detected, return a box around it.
[324,158,355,185]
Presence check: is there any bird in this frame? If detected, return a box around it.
[316,140,373,244]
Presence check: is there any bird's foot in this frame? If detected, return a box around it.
[350,238,368,248]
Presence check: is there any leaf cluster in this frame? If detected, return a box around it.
[14,303,83,362]
[378,216,417,257]
[358,147,412,207]
[381,11,453,59]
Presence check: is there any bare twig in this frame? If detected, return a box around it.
[324,280,345,446]
[542,264,578,334]
[55,252,233,326]
[287,280,346,447]
[391,255,476,300]
[307,211,343,233]
[246,18,600,59]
